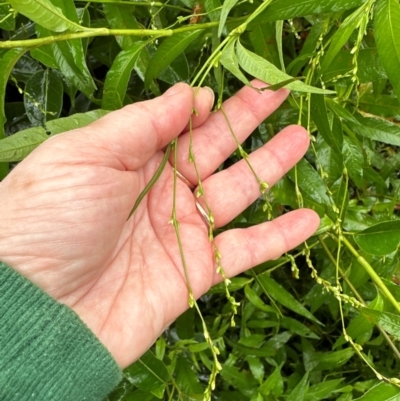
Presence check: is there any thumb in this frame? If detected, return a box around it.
[78,83,195,171]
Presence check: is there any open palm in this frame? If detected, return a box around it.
[0,81,319,368]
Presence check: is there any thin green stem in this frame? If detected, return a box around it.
[219,106,268,193]
[319,236,400,362]
[260,239,321,275]
[341,236,400,314]
[249,269,282,317]
[0,17,246,49]
[127,143,171,220]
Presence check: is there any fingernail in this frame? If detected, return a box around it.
[203,86,215,106]
[163,83,187,97]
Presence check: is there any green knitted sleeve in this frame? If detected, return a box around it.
[0,262,122,401]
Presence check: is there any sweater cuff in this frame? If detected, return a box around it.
[0,262,122,401]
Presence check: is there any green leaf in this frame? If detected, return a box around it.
[9,0,87,32]
[354,220,400,256]
[259,365,283,397]
[175,356,203,396]
[236,41,334,94]
[343,135,364,187]
[315,133,343,186]
[220,365,258,398]
[0,126,48,162]
[310,349,355,371]
[305,379,345,401]
[323,48,387,83]
[257,275,321,323]
[0,48,28,139]
[349,113,400,147]
[360,308,400,338]
[103,4,141,50]
[205,0,221,22]
[30,0,96,98]
[287,373,309,401]
[24,70,63,126]
[145,30,202,88]
[0,110,109,162]
[359,94,400,120]
[0,48,27,178]
[287,158,331,207]
[125,350,170,399]
[220,39,250,86]
[353,382,400,401]
[246,356,265,383]
[103,43,144,110]
[158,53,190,85]
[46,109,109,135]
[218,0,238,37]
[375,0,400,100]
[251,0,365,24]
[12,54,43,83]
[249,23,280,68]
[288,20,325,75]
[281,317,319,339]
[276,20,285,72]
[321,4,367,72]
[244,284,279,314]
[311,94,343,152]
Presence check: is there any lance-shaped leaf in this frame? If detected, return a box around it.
[0,110,109,162]
[321,3,367,72]
[354,220,400,256]
[220,39,250,86]
[9,0,87,32]
[251,0,365,24]
[236,41,334,94]
[287,158,331,208]
[0,126,48,163]
[145,30,202,89]
[353,382,400,401]
[375,0,400,100]
[0,48,28,139]
[311,94,343,152]
[218,0,238,37]
[30,0,96,98]
[257,275,321,323]
[0,48,27,178]
[103,4,141,51]
[125,350,170,398]
[24,69,63,126]
[287,373,309,401]
[103,43,144,110]
[360,308,400,338]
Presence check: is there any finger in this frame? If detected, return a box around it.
[174,80,290,184]
[199,125,309,228]
[212,209,320,285]
[185,87,215,131]
[51,83,209,172]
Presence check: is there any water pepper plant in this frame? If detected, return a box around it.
[1,0,400,400]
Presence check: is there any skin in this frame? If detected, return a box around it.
[0,80,319,368]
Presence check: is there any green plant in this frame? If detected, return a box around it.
[1,0,400,400]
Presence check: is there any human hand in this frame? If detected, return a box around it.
[0,81,319,368]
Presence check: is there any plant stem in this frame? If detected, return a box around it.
[341,236,400,314]
[319,236,400,362]
[0,18,246,49]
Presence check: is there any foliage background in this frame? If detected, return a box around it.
[1,0,400,400]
